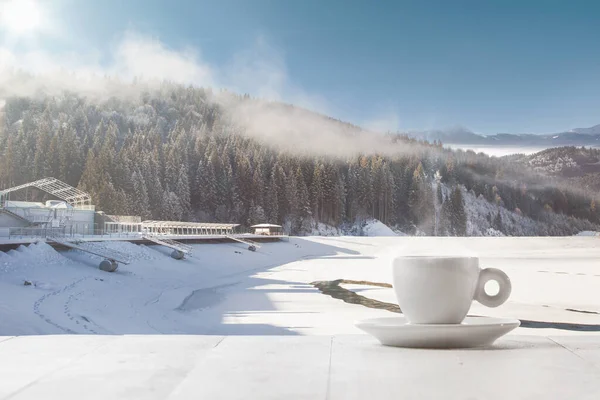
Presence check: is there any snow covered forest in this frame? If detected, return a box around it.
[1,82,599,235]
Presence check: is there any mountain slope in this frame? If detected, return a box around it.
[1,81,599,235]
[405,125,600,147]
[511,147,600,177]
[570,124,600,135]
[509,146,600,194]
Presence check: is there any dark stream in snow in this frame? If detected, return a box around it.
[311,279,600,332]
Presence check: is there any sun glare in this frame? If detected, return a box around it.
[0,0,43,35]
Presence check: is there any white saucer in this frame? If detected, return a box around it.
[355,316,520,349]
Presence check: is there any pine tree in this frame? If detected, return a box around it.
[311,164,324,220]
[273,164,288,222]
[450,187,467,236]
[345,163,359,220]
[59,126,84,186]
[175,163,191,220]
[286,170,299,221]
[408,162,435,233]
[322,163,339,223]
[252,166,265,207]
[355,157,372,218]
[227,163,243,223]
[144,155,165,219]
[408,163,424,224]
[33,127,52,179]
[47,133,61,178]
[493,212,503,232]
[440,197,451,236]
[79,150,101,205]
[266,171,279,223]
[162,189,183,221]
[131,170,151,220]
[247,201,267,225]
[99,121,118,176]
[296,167,311,218]
[195,159,217,213]
[335,174,347,224]
[434,183,445,235]
[420,182,435,235]
[379,163,394,224]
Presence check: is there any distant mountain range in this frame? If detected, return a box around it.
[404,124,600,147]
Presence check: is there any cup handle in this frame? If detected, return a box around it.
[475,268,512,308]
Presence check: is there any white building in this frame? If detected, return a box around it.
[250,224,283,236]
[0,178,95,235]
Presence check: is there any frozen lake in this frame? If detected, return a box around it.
[1,236,599,336]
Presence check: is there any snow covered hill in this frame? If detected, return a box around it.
[512,146,600,177]
[576,231,600,237]
[361,219,400,236]
[308,218,404,237]
[461,185,598,236]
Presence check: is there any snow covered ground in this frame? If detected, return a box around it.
[1,236,599,337]
[361,219,401,236]
[312,218,407,237]
[576,231,600,237]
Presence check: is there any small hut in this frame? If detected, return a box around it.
[251,223,283,236]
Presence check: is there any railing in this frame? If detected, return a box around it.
[46,236,132,264]
[142,234,193,254]
[0,226,143,240]
[0,224,289,241]
[3,226,67,239]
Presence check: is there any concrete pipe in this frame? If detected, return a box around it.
[99,260,118,272]
[171,250,185,260]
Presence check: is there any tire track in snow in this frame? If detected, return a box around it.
[64,290,111,334]
[33,277,90,334]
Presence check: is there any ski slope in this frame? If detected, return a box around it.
[1,236,599,336]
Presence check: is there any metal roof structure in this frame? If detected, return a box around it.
[0,178,92,209]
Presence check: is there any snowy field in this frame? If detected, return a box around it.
[1,236,599,336]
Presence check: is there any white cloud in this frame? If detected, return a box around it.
[0,27,329,112]
[222,35,330,113]
[0,30,217,99]
[225,35,287,100]
[363,109,402,134]
[110,31,214,86]
[0,28,425,158]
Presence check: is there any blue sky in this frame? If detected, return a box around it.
[2,0,599,134]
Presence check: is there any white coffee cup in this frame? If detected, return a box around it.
[392,256,512,324]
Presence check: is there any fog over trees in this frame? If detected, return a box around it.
[1,82,598,235]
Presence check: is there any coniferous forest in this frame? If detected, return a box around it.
[1,82,599,236]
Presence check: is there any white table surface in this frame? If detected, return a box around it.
[1,334,599,400]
